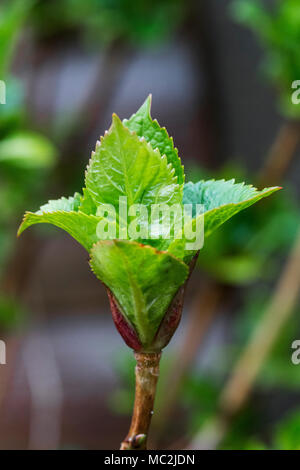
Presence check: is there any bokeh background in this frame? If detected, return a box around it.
[0,0,300,450]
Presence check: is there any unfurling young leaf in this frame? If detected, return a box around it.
[123,95,185,185]
[85,113,181,208]
[18,95,280,351]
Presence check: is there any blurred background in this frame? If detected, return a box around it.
[0,0,300,450]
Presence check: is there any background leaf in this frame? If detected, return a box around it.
[0,0,35,77]
[0,132,57,169]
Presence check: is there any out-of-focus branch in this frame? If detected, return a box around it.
[258,120,300,188]
[220,227,300,415]
[24,331,64,450]
[188,227,300,449]
[61,41,133,155]
[2,231,43,297]
[152,280,224,444]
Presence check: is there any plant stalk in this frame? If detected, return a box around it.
[120,351,161,450]
[258,120,300,187]
[219,228,300,417]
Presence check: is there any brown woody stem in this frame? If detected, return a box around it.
[120,351,161,450]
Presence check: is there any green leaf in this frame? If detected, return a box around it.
[90,240,188,347]
[37,193,82,214]
[124,95,184,185]
[168,180,280,262]
[0,132,57,169]
[274,410,300,450]
[183,180,280,236]
[231,0,269,32]
[18,194,101,251]
[78,188,97,215]
[85,113,181,208]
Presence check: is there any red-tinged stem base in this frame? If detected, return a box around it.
[120,351,161,450]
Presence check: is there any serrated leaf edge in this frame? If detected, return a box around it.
[85,114,181,204]
[123,95,185,185]
[17,209,101,237]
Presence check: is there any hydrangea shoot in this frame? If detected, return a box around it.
[18,96,280,449]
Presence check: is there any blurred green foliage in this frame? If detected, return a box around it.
[181,375,220,434]
[234,290,300,389]
[111,341,300,450]
[0,0,35,78]
[0,294,24,331]
[31,0,186,46]
[231,0,300,119]
[0,132,57,169]
[0,0,33,131]
[221,407,300,449]
[0,0,57,331]
[274,410,300,450]
[108,352,135,415]
[180,284,300,449]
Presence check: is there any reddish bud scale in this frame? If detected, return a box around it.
[107,289,142,351]
[152,253,199,351]
[106,253,199,353]
[151,285,185,351]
